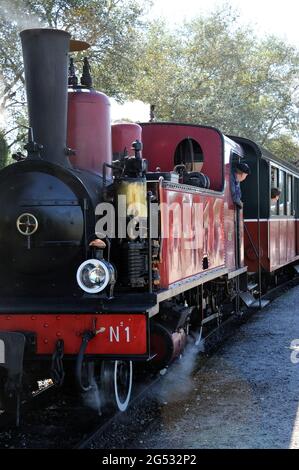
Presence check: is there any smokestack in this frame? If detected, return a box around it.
[20,28,71,167]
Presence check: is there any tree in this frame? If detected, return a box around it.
[127,21,185,120]
[130,6,299,161]
[0,0,151,151]
[1,2,299,163]
[266,135,299,164]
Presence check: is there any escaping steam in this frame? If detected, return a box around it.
[154,338,205,404]
[0,1,44,30]
[82,378,102,415]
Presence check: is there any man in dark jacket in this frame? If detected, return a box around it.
[231,162,251,208]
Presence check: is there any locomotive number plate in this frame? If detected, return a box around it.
[91,314,148,356]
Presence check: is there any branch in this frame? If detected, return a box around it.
[7,133,26,149]
[0,70,24,100]
[3,125,22,137]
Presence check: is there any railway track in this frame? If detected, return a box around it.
[0,275,298,449]
[0,381,56,430]
[0,371,162,448]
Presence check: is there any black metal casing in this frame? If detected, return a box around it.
[20,29,71,167]
[0,29,104,298]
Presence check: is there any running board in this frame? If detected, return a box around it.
[247,282,258,292]
[239,291,256,307]
[249,299,270,309]
[240,292,270,309]
[240,291,270,309]
[201,312,221,325]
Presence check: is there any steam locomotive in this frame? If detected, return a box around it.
[1,28,299,421]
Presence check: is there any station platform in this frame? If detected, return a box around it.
[140,285,299,448]
[125,286,299,449]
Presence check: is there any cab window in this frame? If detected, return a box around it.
[174,138,203,172]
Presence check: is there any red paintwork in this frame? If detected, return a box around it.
[67,88,112,173]
[244,221,269,272]
[158,183,225,288]
[141,124,223,191]
[0,314,147,356]
[142,128,247,288]
[142,124,245,277]
[112,123,142,157]
[270,219,296,270]
[244,219,298,272]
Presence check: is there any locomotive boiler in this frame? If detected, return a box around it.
[0,29,106,296]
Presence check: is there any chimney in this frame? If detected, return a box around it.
[20,28,71,167]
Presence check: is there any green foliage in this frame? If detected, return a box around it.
[265,135,299,164]
[20,0,151,98]
[130,6,299,162]
[128,21,185,117]
[0,1,298,163]
[0,0,151,149]
[0,131,9,169]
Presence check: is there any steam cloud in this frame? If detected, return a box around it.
[0,1,44,30]
[154,338,204,404]
[82,378,102,415]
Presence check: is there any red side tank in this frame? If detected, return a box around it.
[67,88,112,173]
[112,123,142,159]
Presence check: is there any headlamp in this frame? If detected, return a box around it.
[76,258,115,294]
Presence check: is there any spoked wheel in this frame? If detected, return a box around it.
[100,360,133,412]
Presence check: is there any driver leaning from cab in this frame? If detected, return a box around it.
[231,162,251,209]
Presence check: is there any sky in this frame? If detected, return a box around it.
[111,98,150,123]
[149,0,299,46]
[111,0,299,121]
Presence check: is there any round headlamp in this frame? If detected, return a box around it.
[76,259,115,294]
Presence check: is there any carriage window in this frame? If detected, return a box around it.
[270,166,279,216]
[174,138,204,172]
[278,170,286,216]
[286,174,293,216]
